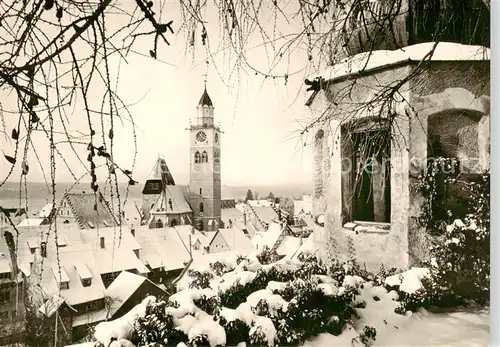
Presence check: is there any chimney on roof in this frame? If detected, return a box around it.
[100,237,105,249]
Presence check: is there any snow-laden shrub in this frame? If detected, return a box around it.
[296,252,328,277]
[412,169,490,309]
[189,270,214,289]
[135,299,188,346]
[256,245,280,265]
[427,215,489,303]
[353,325,377,346]
[217,316,250,346]
[210,261,231,277]
[219,264,295,309]
[131,255,367,347]
[187,334,211,347]
[193,294,221,316]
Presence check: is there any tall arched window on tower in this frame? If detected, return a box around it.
[199,202,204,214]
[202,151,208,163]
[194,151,201,163]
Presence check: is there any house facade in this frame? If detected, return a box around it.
[307,43,490,272]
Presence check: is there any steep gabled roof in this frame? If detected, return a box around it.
[150,186,192,215]
[105,270,149,317]
[64,192,118,229]
[217,227,255,255]
[143,158,176,194]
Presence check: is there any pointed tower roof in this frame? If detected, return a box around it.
[198,87,213,107]
[142,157,175,194]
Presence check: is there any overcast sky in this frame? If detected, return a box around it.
[0,1,317,187]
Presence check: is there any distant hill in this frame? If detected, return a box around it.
[0,181,311,213]
[221,184,311,200]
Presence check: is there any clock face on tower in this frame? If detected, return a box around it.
[196,131,207,142]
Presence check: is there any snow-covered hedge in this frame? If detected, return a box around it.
[93,254,394,347]
[91,241,488,347]
[413,168,490,308]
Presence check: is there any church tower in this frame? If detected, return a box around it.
[188,85,222,231]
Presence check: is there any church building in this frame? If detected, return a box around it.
[140,85,223,232]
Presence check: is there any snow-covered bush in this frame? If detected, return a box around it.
[193,294,221,316]
[353,325,377,346]
[131,255,367,347]
[256,245,280,265]
[217,316,249,346]
[413,168,490,308]
[189,270,214,289]
[134,299,188,346]
[210,261,229,277]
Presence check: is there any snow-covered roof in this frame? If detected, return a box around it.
[252,222,283,250]
[294,196,312,216]
[133,226,191,272]
[249,206,279,226]
[235,203,246,213]
[145,157,176,185]
[39,294,65,317]
[290,233,314,260]
[215,227,255,256]
[17,218,45,227]
[122,201,142,229]
[247,200,272,207]
[64,192,118,229]
[15,225,147,307]
[105,270,147,317]
[72,308,109,328]
[310,42,490,83]
[149,186,192,215]
[221,208,244,224]
[38,203,54,218]
[276,236,302,258]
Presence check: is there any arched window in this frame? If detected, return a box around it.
[428,109,482,172]
[199,188,202,195]
[168,198,173,210]
[170,218,178,227]
[201,151,208,163]
[427,109,483,221]
[314,129,325,199]
[156,219,163,228]
[199,202,204,213]
[194,151,201,163]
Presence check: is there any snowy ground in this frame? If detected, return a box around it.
[304,285,489,346]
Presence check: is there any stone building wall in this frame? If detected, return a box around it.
[309,60,490,272]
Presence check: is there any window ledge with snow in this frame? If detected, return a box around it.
[343,221,390,235]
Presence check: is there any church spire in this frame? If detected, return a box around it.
[198,60,213,107]
[198,88,213,107]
